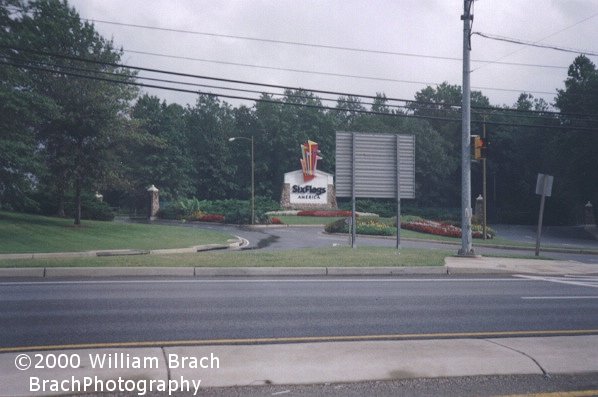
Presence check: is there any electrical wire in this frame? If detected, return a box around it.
[13,54,592,124]
[473,32,598,57]
[6,43,595,119]
[3,59,597,132]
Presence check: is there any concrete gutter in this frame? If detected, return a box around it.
[1,335,597,395]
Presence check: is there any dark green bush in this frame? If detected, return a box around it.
[223,207,268,224]
[63,195,115,221]
[157,198,204,220]
[325,218,348,233]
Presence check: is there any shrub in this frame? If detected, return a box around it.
[158,198,203,220]
[255,196,281,212]
[63,194,115,221]
[325,217,394,235]
[472,223,496,239]
[223,207,269,224]
[270,217,283,224]
[325,218,348,233]
[187,210,206,221]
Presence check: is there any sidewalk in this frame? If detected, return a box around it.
[1,335,597,395]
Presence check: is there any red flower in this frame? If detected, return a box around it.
[198,214,225,222]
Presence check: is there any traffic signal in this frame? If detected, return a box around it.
[470,135,487,160]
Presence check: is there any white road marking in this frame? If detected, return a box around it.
[522,296,598,300]
[515,274,598,289]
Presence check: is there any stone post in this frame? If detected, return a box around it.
[584,201,596,226]
[473,194,484,224]
[147,185,159,221]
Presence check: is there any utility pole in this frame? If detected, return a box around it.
[459,0,475,256]
[482,118,488,240]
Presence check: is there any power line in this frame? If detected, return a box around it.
[4,44,598,120]
[471,10,598,73]
[14,55,594,124]
[4,59,597,132]
[85,18,572,71]
[125,47,568,71]
[473,32,598,57]
[119,48,564,94]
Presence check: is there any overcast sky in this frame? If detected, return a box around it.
[67,0,598,110]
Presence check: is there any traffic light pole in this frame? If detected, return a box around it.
[459,0,475,256]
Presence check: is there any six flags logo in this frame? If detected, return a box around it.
[300,140,322,182]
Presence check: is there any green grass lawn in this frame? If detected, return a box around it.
[0,246,449,268]
[0,211,233,253]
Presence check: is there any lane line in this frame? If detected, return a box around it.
[2,329,598,353]
[496,390,598,397]
[0,278,533,287]
[515,275,598,289]
[521,296,598,300]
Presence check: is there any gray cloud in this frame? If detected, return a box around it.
[68,0,598,108]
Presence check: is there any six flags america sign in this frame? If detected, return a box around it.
[281,140,335,208]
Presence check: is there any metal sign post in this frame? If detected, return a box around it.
[535,173,554,256]
[396,135,402,249]
[351,132,357,248]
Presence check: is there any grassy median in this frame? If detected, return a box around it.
[0,211,232,253]
[0,247,449,267]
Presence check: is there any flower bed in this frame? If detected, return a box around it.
[402,219,493,239]
[297,210,354,217]
[197,214,225,223]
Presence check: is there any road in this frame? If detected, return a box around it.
[2,276,598,350]
[155,220,598,263]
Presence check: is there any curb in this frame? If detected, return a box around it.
[0,266,447,278]
[3,263,597,279]
[0,239,242,262]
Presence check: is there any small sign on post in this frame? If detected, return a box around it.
[535,174,553,256]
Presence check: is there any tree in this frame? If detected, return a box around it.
[7,0,138,223]
[0,0,56,211]
[552,55,598,222]
[186,95,237,200]
[130,95,195,203]
[252,90,335,199]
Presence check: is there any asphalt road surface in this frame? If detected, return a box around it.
[2,276,598,349]
[155,220,598,264]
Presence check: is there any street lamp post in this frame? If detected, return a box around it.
[228,136,255,225]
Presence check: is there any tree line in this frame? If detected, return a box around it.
[1,0,597,225]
